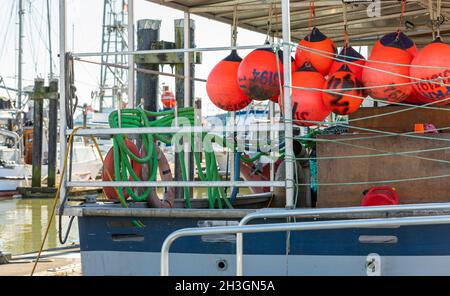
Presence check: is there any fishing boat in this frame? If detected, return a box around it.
[55,0,450,276]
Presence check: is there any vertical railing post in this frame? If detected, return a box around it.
[281,0,294,209]
[59,0,67,204]
[127,0,135,107]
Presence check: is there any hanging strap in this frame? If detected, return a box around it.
[397,0,406,39]
[265,1,274,43]
[342,2,349,48]
[309,0,316,31]
[231,4,238,46]
[436,0,442,38]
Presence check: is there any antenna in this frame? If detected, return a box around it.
[17,0,24,109]
[98,0,129,113]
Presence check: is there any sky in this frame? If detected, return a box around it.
[0,0,267,116]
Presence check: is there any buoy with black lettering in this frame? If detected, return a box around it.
[372,31,418,58]
[322,64,365,115]
[329,46,366,80]
[280,62,331,126]
[206,50,252,111]
[410,38,450,105]
[362,40,413,102]
[237,47,283,101]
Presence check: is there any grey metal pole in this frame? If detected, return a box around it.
[32,79,45,188]
[59,0,67,204]
[281,0,294,208]
[47,0,54,79]
[127,0,135,107]
[183,12,192,191]
[174,18,195,200]
[17,0,24,109]
[47,80,58,188]
[161,215,450,276]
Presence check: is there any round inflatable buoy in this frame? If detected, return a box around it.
[102,139,142,201]
[206,50,252,111]
[403,89,424,104]
[329,46,366,80]
[410,38,450,105]
[280,62,331,126]
[362,45,413,102]
[322,64,365,115]
[237,48,283,101]
[372,31,418,58]
[295,27,336,76]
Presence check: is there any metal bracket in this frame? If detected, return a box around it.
[366,253,381,276]
[135,40,202,65]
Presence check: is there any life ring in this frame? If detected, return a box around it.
[102,139,143,201]
[137,145,175,208]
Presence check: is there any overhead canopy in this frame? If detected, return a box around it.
[147,0,450,46]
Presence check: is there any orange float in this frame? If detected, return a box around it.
[206,50,252,111]
[372,32,418,58]
[329,46,366,80]
[237,48,283,101]
[102,139,142,201]
[410,38,450,105]
[362,45,413,102]
[295,27,336,76]
[403,89,424,104]
[280,62,331,126]
[322,65,365,115]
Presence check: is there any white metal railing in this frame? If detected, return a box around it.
[160,214,450,276]
[58,0,297,208]
[235,202,450,275]
[67,180,285,188]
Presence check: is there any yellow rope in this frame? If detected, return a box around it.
[30,127,82,276]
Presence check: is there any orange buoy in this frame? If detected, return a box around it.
[322,64,365,115]
[280,63,331,126]
[269,94,280,103]
[410,38,450,105]
[362,45,413,102]
[237,47,283,101]
[403,89,424,104]
[372,32,418,58]
[161,85,176,109]
[206,51,252,111]
[329,46,366,80]
[295,27,336,76]
[102,139,142,201]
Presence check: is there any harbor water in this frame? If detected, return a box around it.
[0,198,80,255]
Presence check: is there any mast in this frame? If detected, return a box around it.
[47,0,53,79]
[17,0,24,108]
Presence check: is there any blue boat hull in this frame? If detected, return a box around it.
[77,215,450,275]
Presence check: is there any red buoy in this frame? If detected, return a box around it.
[410,38,450,105]
[362,45,413,102]
[322,65,365,115]
[206,51,252,111]
[372,32,418,58]
[161,85,176,109]
[237,48,283,101]
[102,139,142,201]
[329,46,366,80]
[403,89,424,104]
[280,63,331,126]
[295,27,336,76]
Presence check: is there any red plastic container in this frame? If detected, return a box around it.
[361,186,399,206]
